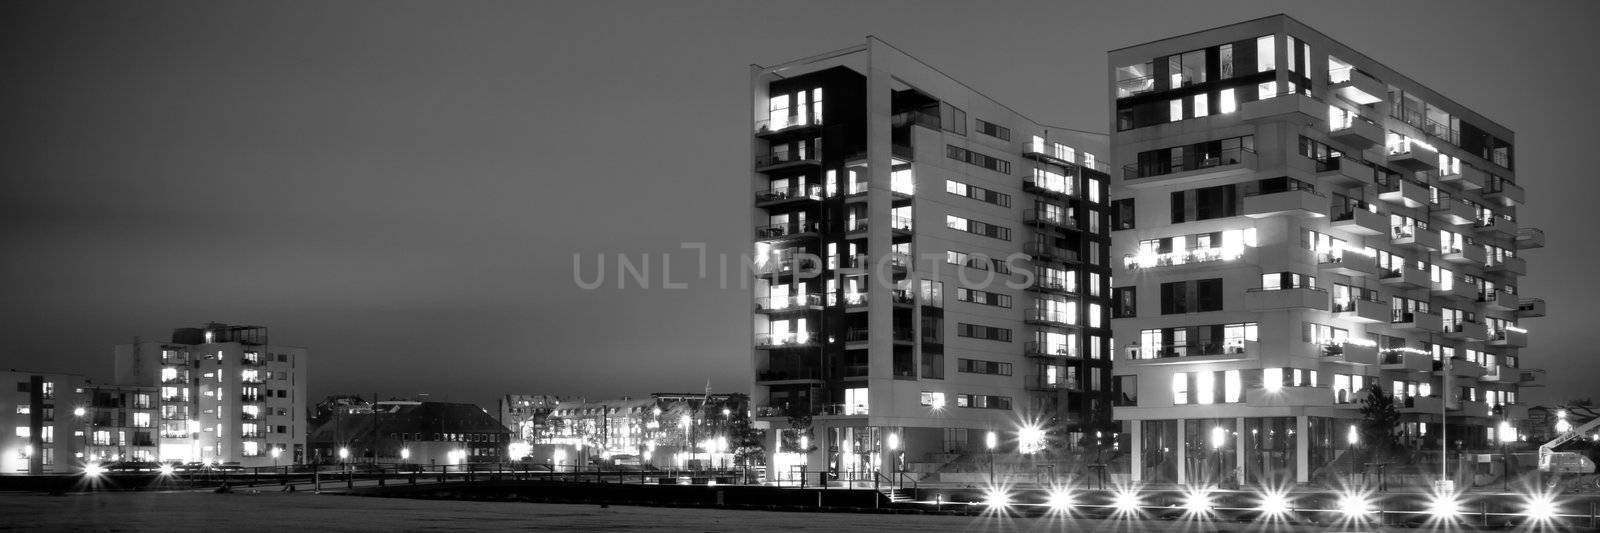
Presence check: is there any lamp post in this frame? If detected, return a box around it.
[885,432,899,481]
[985,430,997,485]
[271,447,280,471]
[1346,424,1359,485]
[1498,420,1515,491]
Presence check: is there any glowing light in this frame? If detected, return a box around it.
[1524,494,1558,522]
[1346,425,1359,446]
[985,431,998,451]
[1018,423,1045,454]
[158,464,175,476]
[73,407,85,417]
[1338,493,1370,516]
[84,463,105,477]
[1046,488,1074,511]
[508,441,531,459]
[1210,426,1226,450]
[1183,488,1213,517]
[338,447,349,460]
[1257,491,1291,517]
[983,487,1010,508]
[553,448,567,464]
[400,448,411,460]
[1499,421,1517,444]
[885,433,899,451]
[798,435,809,451]
[1427,492,1462,519]
[270,447,281,459]
[1113,489,1141,513]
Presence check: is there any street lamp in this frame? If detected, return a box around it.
[270,447,280,470]
[1346,424,1360,484]
[885,432,899,476]
[1555,410,1572,435]
[985,431,998,485]
[1498,420,1516,491]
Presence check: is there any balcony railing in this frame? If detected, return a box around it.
[755,151,820,168]
[1024,341,1078,358]
[756,369,822,382]
[1123,147,1255,180]
[754,294,823,311]
[755,185,823,205]
[755,332,818,349]
[1024,242,1080,263]
[1023,209,1074,228]
[890,215,914,233]
[754,112,823,135]
[1025,309,1073,326]
[1126,341,1252,360]
[754,221,819,240]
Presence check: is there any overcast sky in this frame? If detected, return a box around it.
[2,0,1594,409]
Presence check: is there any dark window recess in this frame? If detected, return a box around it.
[976,119,1010,141]
[1113,286,1138,318]
[1112,198,1136,230]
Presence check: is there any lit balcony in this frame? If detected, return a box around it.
[1381,350,1433,372]
[1486,256,1527,276]
[1488,327,1529,348]
[1329,118,1384,150]
[1245,386,1332,408]
[1316,157,1377,187]
[1330,208,1386,236]
[755,331,819,350]
[1024,341,1079,359]
[1442,243,1486,265]
[1390,310,1445,333]
[1517,297,1546,318]
[1333,297,1389,323]
[1122,340,1257,362]
[1025,242,1080,264]
[840,292,868,310]
[1378,179,1429,208]
[1480,290,1519,311]
[754,294,823,314]
[1440,164,1488,190]
[1023,209,1076,230]
[1478,365,1518,384]
[1390,225,1441,251]
[845,218,869,234]
[1378,267,1430,289]
[754,112,822,137]
[1026,277,1075,296]
[1243,188,1328,218]
[1318,251,1379,278]
[1024,309,1075,327]
[1386,142,1439,172]
[889,215,914,236]
[754,221,819,241]
[1337,341,1380,365]
[1026,375,1081,393]
[1120,148,1257,189]
[1431,199,1477,226]
[1022,174,1075,199]
[1515,227,1545,250]
[1432,280,1478,302]
[1398,395,1443,414]
[1240,93,1326,125]
[1439,358,1487,380]
[1244,287,1329,311]
[1442,320,1489,342]
[1329,67,1385,104]
[754,152,821,173]
[754,256,820,280]
[754,185,823,208]
[1484,179,1525,206]
[755,368,823,385]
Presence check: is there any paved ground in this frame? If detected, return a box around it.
[0,490,1405,532]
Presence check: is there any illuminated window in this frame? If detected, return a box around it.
[1196,371,1215,405]
[1263,368,1283,391]
[1169,99,1183,122]
[1219,88,1237,114]
[1172,373,1189,404]
[1224,370,1242,403]
[1193,93,1209,117]
[1256,35,1276,72]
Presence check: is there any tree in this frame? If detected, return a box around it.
[1358,384,1402,461]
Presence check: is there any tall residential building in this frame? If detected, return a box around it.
[1107,15,1543,486]
[114,323,309,466]
[1,370,88,474]
[749,38,1114,483]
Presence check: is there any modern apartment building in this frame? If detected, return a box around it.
[1107,15,1543,486]
[113,323,309,467]
[749,38,1114,483]
[1,370,89,474]
[81,384,161,464]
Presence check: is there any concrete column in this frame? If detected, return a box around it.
[1175,419,1187,485]
[1295,415,1310,484]
[1235,417,1247,485]
[1129,421,1143,482]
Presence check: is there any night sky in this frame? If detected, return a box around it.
[2,1,1594,409]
